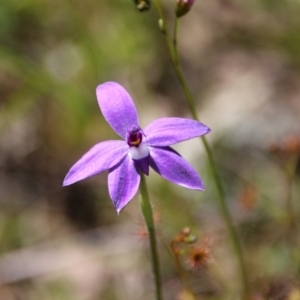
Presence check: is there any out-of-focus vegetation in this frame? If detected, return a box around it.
[0,0,300,299]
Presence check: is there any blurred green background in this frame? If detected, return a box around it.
[0,0,300,299]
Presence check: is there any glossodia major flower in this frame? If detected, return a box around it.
[63,82,211,213]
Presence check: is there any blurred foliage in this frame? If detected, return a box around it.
[0,0,300,299]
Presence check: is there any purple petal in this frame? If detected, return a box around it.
[63,140,129,186]
[108,156,141,213]
[144,118,211,146]
[149,146,205,190]
[134,155,150,175]
[96,82,139,139]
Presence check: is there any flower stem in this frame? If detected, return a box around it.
[151,3,250,296]
[139,173,163,300]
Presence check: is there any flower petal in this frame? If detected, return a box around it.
[134,155,150,175]
[63,140,129,186]
[144,118,211,146]
[149,146,205,190]
[96,82,139,139]
[108,156,141,213]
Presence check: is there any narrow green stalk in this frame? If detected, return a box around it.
[151,3,250,296]
[152,0,164,21]
[139,173,163,300]
[173,17,250,297]
[173,17,180,66]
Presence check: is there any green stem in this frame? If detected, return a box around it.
[151,4,250,296]
[139,173,163,300]
[173,17,180,66]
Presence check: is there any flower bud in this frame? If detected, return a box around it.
[158,19,166,34]
[133,0,151,12]
[175,0,195,18]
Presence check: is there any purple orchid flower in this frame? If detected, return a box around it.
[63,82,211,213]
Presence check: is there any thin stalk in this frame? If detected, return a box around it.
[173,16,250,297]
[173,17,180,66]
[151,3,250,296]
[139,173,163,300]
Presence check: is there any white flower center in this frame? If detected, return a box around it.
[128,143,150,160]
